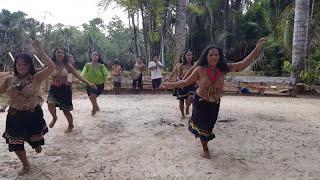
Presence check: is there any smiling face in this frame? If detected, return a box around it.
[15,58,29,76]
[55,48,65,63]
[207,48,219,68]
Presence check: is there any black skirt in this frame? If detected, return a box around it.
[176,84,196,100]
[47,84,73,111]
[2,105,48,152]
[87,83,104,97]
[172,88,178,97]
[188,93,220,142]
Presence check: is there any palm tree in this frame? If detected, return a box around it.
[291,0,310,85]
[174,0,187,63]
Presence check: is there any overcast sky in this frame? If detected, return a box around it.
[0,0,129,27]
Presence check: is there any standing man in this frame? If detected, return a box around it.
[111,61,123,94]
[132,57,146,92]
[148,55,163,92]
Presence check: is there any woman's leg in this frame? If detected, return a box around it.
[15,150,30,175]
[93,95,100,111]
[89,94,99,115]
[48,102,57,128]
[63,110,74,133]
[200,140,211,159]
[185,95,193,115]
[179,99,185,119]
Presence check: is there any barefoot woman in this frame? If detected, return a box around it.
[161,38,266,159]
[175,49,196,119]
[48,48,96,133]
[81,51,108,115]
[1,40,55,175]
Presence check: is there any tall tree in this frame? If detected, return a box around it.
[174,0,187,63]
[291,0,310,85]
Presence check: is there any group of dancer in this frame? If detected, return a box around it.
[0,37,266,175]
[0,41,109,175]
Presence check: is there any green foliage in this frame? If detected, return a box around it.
[188,3,205,16]
[300,50,320,85]
[283,60,292,73]
[0,9,141,71]
[148,31,160,43]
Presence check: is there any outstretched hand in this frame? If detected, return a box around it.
[255,37,267,51]
[160,82,170,89]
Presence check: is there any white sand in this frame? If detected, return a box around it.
[1,94,320,180]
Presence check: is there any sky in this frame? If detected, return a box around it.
[0,0,129,27]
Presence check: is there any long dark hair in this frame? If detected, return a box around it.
[197,45,229,72]
[181,49,195,65]
[51,48,68,65]
[13,54,36,76]
[91,51,104,64]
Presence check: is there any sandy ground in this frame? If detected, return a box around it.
[0,94,320,180]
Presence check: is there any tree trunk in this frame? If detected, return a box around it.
[291,0,310,85]
[140,1,150,62]
[174,0,187,64]
[131,13,139,58]
[136,10,140,57]
[223,0,230,50]
[203,1,214,43]
[160,0,169,66]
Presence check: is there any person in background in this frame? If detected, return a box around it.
[81,51,108,115]
[175,50,196,119]
[111,60,123,94]
[132,57,146,92]
[148,55,163,92]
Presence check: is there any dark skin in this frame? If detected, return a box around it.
[48,48,96,133]
[161,38,266,159]
[0,40,56,175]
[177,51,194,118]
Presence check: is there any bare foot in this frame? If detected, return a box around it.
[91,109,97,116]
[18,164,30,176]
[180,115,186,119]
[64,126,74,133]
[202,150,211,159]
[35,146,42,153]
[49,116,57,128]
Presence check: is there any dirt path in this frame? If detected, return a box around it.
[1,94,319,179]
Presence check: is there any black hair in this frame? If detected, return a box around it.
[181,49,195,65]
[197,44,229,72]
[13,54,36,76]
[91,51,104,64]
[51,48,68,65]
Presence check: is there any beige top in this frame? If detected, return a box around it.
[6,76,40,110]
